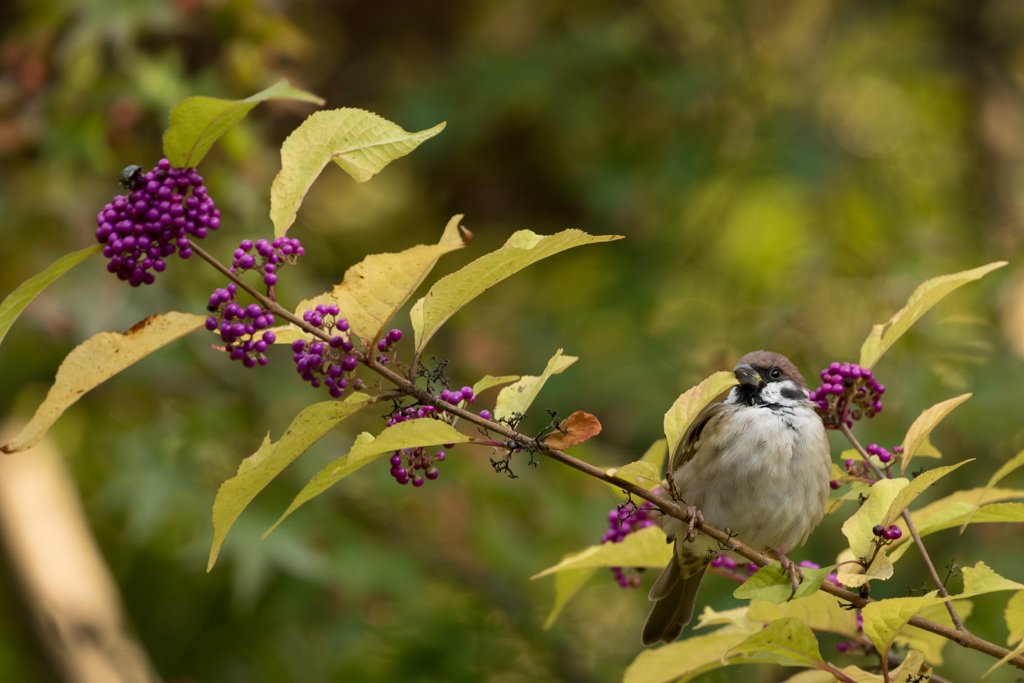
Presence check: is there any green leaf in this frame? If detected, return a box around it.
[624,628,766,683]
[889,502,1024,562]
[884,460,973,527]
[984,639,1024,679]
[858,261,1007,369]
[841,478,907,558]
[163,79,323,168]
[663,370,738,460]
[207,394,372,571]
[531,526,672,579]
[493,349,577,420]
[961,560,1024,595]
[1,312,205,453]
[734,564,835,603]
[605,460,663,492]
[960,449,1024,533]
[777,672,837,683]
[727,616,824,668]
[266,418,470,536]
[0,245,101,349]
[270,109,445,237]
[541,566,596,630]
[410,230,622,354]
[900,394,972,476]
[861,596,948,661]
[472,374,520,396]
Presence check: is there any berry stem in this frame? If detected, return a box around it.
[840,423,966,633]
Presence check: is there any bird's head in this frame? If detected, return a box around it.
[729,350,810,408]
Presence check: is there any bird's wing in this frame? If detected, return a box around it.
[671,401,730,472]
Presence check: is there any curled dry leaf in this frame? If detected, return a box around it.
[542,411,602,450]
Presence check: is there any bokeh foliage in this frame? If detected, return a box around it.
[3,1,1024,681]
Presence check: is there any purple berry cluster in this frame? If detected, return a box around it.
[374,329,403,364]
[872,523,903,542]
[809,362,885,429]
[384,385,484,487]
[230,237,304,288]
[601,501,657,588]
[290,305,363,398]
[205,284,277,368]
[95,159,220,286]
[865,442,902,465]
[830,443,905,489]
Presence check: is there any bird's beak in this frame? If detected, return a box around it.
[733,363,762,386]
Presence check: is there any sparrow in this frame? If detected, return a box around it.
[641,350,832,646]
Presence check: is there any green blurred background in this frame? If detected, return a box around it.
[2,1,1024,681]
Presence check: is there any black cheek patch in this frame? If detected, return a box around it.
[780,386,805,401]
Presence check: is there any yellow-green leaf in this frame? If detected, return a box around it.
[837,549,894,588]
[331,215,468,341]
[542,566,596,630]
[842,478,907,558]
[1,312,205,453]
[410,230,622,354]
[859,261,1007,369]
[983,639,1024,679]
[891,650,930,682]
[1007,590,1024,644]
[163,79,323,168]
[207,394,372,571]
[270,109,445,237]
[734,564,835,603]
[265,419,470,536]
[960,449,1024,533]
[531,526,672,579]
[727,616,824,668]
[961,560,1024,595]
[895,600,973,665]
[749,591,859,635]
[861,596,948,661]
[494,349,577,420]
[472,374,520,396]
[605,460,663,493]
[900,394,972,476]
[694,605,754,630]
[889,502,1024,563]
[624,628,765,683]
[663,370,738,461]
[884,460,973,527]
[778,672,837,683]
[0,245,102,349]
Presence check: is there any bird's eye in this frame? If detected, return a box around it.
[769,368,782,380]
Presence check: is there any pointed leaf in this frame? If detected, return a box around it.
[531,526,672,579]
[472,374,520,396]
[960,449,1024,532]
[890,650,930,682]
[271,109,445,236]
[889,502,1024,562]
[494,349,577,420]
[207,393,372,571]
[734,564,835,603]
[884,460,972,527]
[1007,590,1024,644]
[0,245,101,349]
[694,606,754,630]
[900,394,972,476]
[861,596,948,661]
[842,478,907,558]
[727,616,824,668]
[329,215,468,341]
[663,371,738,460]
[1,312,205,453]
[410,230,622,353]
[859,261,1007,369]
[961,560,1024,595]
[983,639,1024,679]
[605,460,663,493]
[266,418,470,535]
[542,566,596,629]
[541,411,601,450]
[163,79,324,168]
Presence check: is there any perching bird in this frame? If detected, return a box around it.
[641,350,831,646]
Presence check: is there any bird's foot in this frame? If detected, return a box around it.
[769,551,804,601]
[684,506,704,543]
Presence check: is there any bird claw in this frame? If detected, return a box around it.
[684,506,704,543]
[776,554,804,601]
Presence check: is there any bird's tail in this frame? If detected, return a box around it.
[640,554,708,646]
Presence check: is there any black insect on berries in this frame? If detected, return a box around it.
[119,164,144,190]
